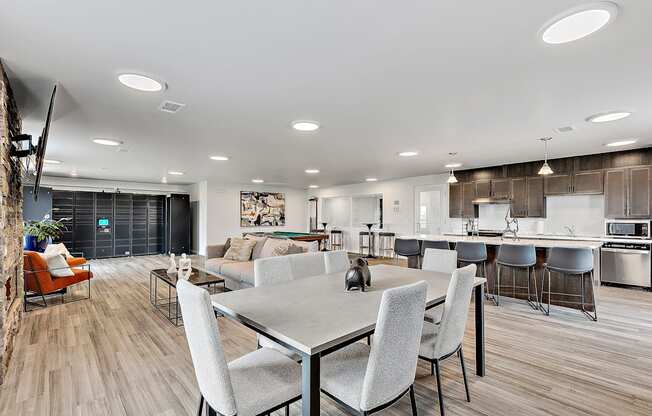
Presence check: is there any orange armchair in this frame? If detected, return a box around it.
[23,251,92,310]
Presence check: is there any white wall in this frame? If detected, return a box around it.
[204,182,308,249]
[189,181,208,255]
[310,174,450,251]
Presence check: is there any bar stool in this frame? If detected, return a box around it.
[419,240,450,267]
[330,230,343,251]
[454,241,489,299]
[359,231,375,256]
[541,247,597,321]
[496,244,538,310]
[377,232,396,258]
[394,238,421,269]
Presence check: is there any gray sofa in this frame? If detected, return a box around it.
[205,237,318,290]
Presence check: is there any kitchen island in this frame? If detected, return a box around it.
[398,234,602,315]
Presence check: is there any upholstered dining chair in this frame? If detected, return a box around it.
[176,280,302,416]
[418,264,476,416]
[320,281,427,416]
[324,250,350,274]
[421,248,458,324]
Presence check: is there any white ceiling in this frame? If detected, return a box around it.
[1,0,651,188]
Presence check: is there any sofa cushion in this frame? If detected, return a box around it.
[221,262,255,286]
[259,238,293,258]
[205,257,237,274]
[245,235,268,260]
[224,237,257,261]
[292,240,319,253]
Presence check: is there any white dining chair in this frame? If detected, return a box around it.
[418,264,476,416]
[421,248,458,324]
[176,280,302,416]
[320,281,427,415]
[324,250,350,274]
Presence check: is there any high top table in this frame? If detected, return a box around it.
[211,264,487,416]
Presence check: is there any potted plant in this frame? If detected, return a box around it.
[23,215,70,252]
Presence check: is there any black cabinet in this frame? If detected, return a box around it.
[95,193,114,258]
[132,195,149,255]
[166,194,191,254]
[114,194,132,256]
[74,192,95,259]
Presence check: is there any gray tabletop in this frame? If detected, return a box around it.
[211,264,486,355]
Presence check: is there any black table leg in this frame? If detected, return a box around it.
[474,284,485,377]
[301,353,320,416]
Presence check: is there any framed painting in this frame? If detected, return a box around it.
[240,191,286,227]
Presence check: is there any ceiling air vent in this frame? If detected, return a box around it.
[159,100,186,114]
[554,126,574,133]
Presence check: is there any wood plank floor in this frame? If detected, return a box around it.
[1,255,652,416]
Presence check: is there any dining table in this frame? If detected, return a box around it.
[211,264,487,416]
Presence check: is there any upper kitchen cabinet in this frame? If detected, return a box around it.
[526,176,546,218]
[449,182,463,218]
[510,178,527,217]
[491,178,511,198]
[544,174,573,195]
[475,180,491,199]
[604,166,652,218]
[572,170,604,194]
[462,182,478,218]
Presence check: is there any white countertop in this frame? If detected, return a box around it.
[398,233,604,249]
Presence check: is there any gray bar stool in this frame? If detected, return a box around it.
[541,247,597,321]
[359,231,375,256]
[329,230,343,251]
[394,238,421,269]
[377,232,396,258]
[454,241,489,298]
[496,244,538,309]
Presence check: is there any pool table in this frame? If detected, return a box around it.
[248,231,330,250]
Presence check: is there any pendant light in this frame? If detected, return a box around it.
[538,138,554,176]
[447,152,459,183]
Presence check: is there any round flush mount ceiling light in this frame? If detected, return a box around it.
[93,138,123,146]
[586,111,632,123]
[305,169,320,174]
[366,178,378,182]
[309,185,319,189]
[445,162,462,168]
[606,139,638,147]
[398,151,419,157]
[540,2,618,45]
[252,178,264,183]
[118,73,165,92]
[70,171,79,177]
[167,171,184,176]
[210,155,230,161]
[44,159,62,164]
[292,121,320,132]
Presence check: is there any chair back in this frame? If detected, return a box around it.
[547,246,594,274]
[360,281,427,411]
[433,264,476,359]
[497,244,536,267]
[420,240,449,256]
[23,251,54,293]
[176,280,236,416]
[288,251,326,279]
[455,241,487,263]
[254,256,293,287]
[422,248,458,274]
[394,239,420,257]
[324,250,350,274]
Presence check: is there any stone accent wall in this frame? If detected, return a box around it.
[0,60,23,385]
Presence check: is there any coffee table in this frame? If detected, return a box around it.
[149,267,225,326]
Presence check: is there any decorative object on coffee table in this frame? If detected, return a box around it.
[167,253,177,274]
[344,257,371,291]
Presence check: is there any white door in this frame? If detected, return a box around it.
[414,185,444,234]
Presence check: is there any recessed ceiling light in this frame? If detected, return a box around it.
[366,178,378,182]
[70,171,78,177]
[118,73,165,92]
[445,163,462,168]
[398,151,419,157]
[541,2,618,45]
[606,139,638,147]
[93,138,123,146]
[161,177,168,184]
[44,159,62,164]
[252,178,264,183]
[167,171,184,176]
[292,121,320,132]
[309,185,319,189]
[305,169,320,174]
[586,111,632,123]
[210,155,230,161]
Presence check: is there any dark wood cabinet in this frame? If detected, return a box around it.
[475,180,491,198]
[510,178,527,217]
[526,176,546,218]
[462,182,478,218]
[604,169,627,218]
[604,166,651,218]
[449,183,463,218]
[628,167,651,218]
[573,170,603,194]
[492,178,511,198]
[544,174,572,195]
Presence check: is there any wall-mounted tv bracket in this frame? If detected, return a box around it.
[10,134,36,158]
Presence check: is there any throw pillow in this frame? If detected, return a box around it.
[224,237,257,261]
[41,253,75,277]
[292,240,319,253]
[286,244,304,255]
[258,238,292,258]
[44,243,72,258]
[245,235,268,260]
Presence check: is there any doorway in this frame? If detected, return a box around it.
[414,185,444,235]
